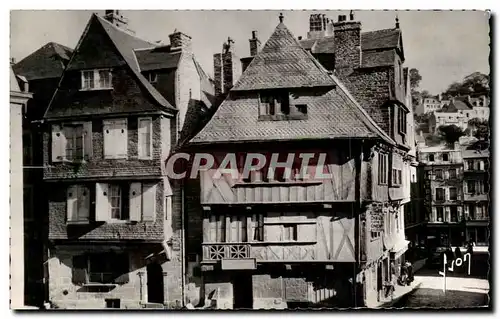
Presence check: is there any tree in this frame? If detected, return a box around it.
[409,68,422,92]
[472,119,489,141]
[442,72,490,99]
[437,125,467,145]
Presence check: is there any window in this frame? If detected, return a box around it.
[378,153,388,185]
[95,182,156,222]
[106,299,121,309]
[81,69,112,90]
[138,118,152,159]
[467,160,474,170]
[259,91,290,116]
[103,119,128,159]
[467,180,476,194]
[65,124,84,161]
[436,188,445,201]
[371,231,381,240]
[428,154,434,162]
[435,169,443,180]
[66,185,90,223]
[450,206,458,222]
[295,104,307,115]
[72,253,129,285]
[283,224,298,241]
[392,168,402,186]
[436,207,444,222]
[398,107,407,134]
[109,185,123,220]
[52,123,92,163]
[228,215,247,242]
[449,169,457,179]
[449,187,457,201]
[442,153,449,161]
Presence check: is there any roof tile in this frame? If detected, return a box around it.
[13,42,73,80]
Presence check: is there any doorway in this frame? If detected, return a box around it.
[232,272,253,309]
[147,262,164,304]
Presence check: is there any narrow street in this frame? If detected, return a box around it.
[394,264,490,308]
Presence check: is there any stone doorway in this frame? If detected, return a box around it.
[147,262,164,304]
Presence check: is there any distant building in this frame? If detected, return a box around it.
[422,96,441,114]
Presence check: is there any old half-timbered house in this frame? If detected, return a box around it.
[42,10,213,309]
[187,13,411,309]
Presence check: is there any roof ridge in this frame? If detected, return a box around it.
[95,13,155,46]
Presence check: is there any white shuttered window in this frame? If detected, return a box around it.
[67,185,90,222]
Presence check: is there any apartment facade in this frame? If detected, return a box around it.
[42,11,212,309]
[462,149,489,246]
[419,145,465,250]
[186,12,413,309]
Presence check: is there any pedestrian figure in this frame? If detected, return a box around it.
[405,261,414,285]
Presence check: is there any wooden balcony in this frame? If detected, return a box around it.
[202,242,319,264]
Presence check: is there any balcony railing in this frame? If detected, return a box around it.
[202,242,317,262]
[204,244,251,260]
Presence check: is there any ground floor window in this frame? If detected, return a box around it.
[72,253,129,285]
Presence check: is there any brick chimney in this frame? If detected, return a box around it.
[169,30,192,52]
[104,10,128,29]
[249,31,260,56]
[333,12,361,78]
[307,14,333,39]
[213,37,242,97]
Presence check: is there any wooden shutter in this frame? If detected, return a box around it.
[479,160,485,171]
[95,183,110,221]
[78,185,90,221]
[103,120,114,159]
[113,254,130,284]
[138,118,152,159]
[51,124,66,162]
[129,182,142,222]
[142,183,157,222]
[83,121,93,161]
[115,119,128,159]
[67,185,78,222]
[72,255,88,285]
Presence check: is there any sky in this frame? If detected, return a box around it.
[10,10,490,95]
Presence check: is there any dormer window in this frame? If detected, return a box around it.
[81,69,112,90]
[258,90,307,121]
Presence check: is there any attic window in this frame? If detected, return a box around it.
[81,69,112,90]
[258,91,307,121]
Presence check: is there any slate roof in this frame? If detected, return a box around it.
[94,15,175,111]
[10,67,20,91]
[191,22,394,145]
[299,36,335,54]
[361,50,395,68]
[361,28,401,51]
[13,42,73,80]
[440,100,471,112]
[134,46,182,71]
[232,23,337,91]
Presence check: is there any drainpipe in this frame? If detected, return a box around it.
[354,139,363,307]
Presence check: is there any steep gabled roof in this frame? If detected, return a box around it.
[440,99,471,112]
[361,28,401,51]
[232,22,337,91]
[94,15,175,111]
[191,21,394,145]
[13,42,73,80]
[134,46,182,71]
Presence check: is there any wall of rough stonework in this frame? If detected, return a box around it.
[48,244,182,309]
[333,21,361,78]
[43,116,164,180]
[47,179,165,240]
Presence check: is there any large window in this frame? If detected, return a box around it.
[138,118,152,159]
[442,153,449,161]
[435,169,443,180]
[378,153,388,185]
[449,187,458,201]
[467,180,476,193]
[398,106,407,134]
[66,185,90,223]
[450,206,459,223]
[436,207,444,222]
[65,124,84,161]
[436,188,445,201]
[72,253,129,285]
[449,169,457,179]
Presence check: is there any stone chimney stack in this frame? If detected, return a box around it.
[249,31,261,56]
[104,10,128,29]
[307,13,333,39]
[213,37,242,97]
[169,30,192,52]
[333,12,362,78]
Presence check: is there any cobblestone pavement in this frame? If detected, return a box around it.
[394,275,490,308]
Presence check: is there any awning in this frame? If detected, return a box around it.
[391,239,410,259]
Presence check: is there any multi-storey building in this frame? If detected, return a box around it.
[422,96,442,114]
[10,65,33,309]
[13,41,73,307]
[462,149,489,246]
[42,10,213,309]
[419,144,464,250]
[186,12,413,309]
